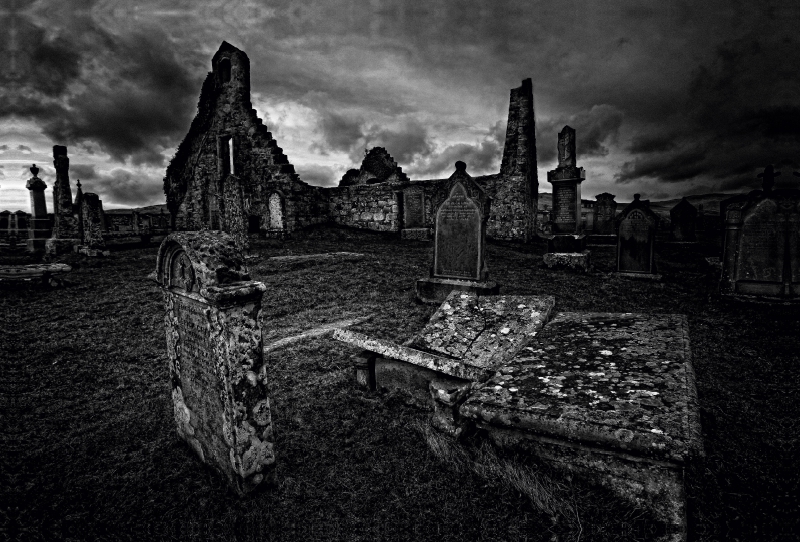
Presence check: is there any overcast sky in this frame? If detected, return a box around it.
[1,0,798,211]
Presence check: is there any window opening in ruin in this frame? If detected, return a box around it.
[228,137,234,175]
[219,136,234,178]
[219,58,231,83]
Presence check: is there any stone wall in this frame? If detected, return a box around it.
[164,42,538,243]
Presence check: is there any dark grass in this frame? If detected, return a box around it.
[2,226,798,541]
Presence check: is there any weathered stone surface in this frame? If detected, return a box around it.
[403,187,425,228]
[415,277,499,305]
[433,172,486,281]
[720,186,800,300]
[547,127,586,236]
[617,194,659,274]
[669,198,697,242]
[155,231,274,495]
[50,145,79,240]
[405,292,555,369]
[80,193,106,249]
[400,227,432,241]
[542,250,591,272]
[459,312,703,539]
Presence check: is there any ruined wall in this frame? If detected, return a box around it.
[163,42,327,237]
[323,182,403,231]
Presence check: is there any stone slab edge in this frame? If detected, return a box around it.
[332,328,491,381]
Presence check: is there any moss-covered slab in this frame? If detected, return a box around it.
[404,291,555,369]
[461,312,703,464]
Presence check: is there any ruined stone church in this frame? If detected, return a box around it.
[164,42,538,242]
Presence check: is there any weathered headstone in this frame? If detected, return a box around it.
[616,194,660,278]
[155,231,275,495]
[26,164,50,252]
[78,193,107,254]
[593,192,617,235]
[401,186,431,240]
[720,181,800,300]
[669,198,697,242]
[268,192,283,231]
[45,145,81,255]
[416,162,499,303]
[544,127,589,270]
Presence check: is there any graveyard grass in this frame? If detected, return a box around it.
[5,226,796,541]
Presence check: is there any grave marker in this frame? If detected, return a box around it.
[26,164,50,252]
[155,231,275,495]
[593,192,617,235]
[616,194,660,277]
[416,162,499,303]
[669,198,697,242]
[401,186,431,240]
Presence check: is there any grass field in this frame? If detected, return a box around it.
[3,226,797,541]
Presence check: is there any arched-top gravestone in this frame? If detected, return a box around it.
[720,187,800,300]
[669,198,697,242]
[616,194,660,276]
[416,162,498,303]
[155,231,274,495]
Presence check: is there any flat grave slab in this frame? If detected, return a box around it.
[458,312,703,540]
[259,252,365,272]
[0,263,72,287]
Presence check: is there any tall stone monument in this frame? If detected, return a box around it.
[80,193,106,249]
[720,167,800,301]
[669,198,697,242]
[26,164,50,252]
[416,162,499,304]
[155,231,275,495]
[45,146,81,255]
[616,194,660,278]
[543,126,590,271]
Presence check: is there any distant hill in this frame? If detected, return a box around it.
[104,204,169,214]
[538,192,743,216]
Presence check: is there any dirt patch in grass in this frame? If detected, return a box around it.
[3,226,797,541]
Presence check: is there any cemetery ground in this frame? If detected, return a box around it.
[3,226,797,541]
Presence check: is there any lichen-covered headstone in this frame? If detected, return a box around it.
[155,231,274,495]
[617,194,659,275]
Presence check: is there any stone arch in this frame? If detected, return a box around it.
[156,239,199,293]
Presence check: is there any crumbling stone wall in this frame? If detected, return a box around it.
[165,43,538,243]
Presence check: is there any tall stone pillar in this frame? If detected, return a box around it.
[45,145,81,255]
[26,164,50,252]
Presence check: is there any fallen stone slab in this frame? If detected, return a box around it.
[542,250,591,272]
[334,292,555,406]
[0,263,72,288]
[267,252,364,264]
[453,312,703,541]
[263,315,374,354]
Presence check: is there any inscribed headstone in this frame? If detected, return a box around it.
[434,180,483,280]
[617,194,658,274]
[403,188,425,229]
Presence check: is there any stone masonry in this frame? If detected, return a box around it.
[164,43,538,243]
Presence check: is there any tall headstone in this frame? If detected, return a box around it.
[155,231,275,494]
[45,145,81,255]
[80,193,106,249]
[616,194,660,277]
[401,185,431,240]
[26,164,50,252]
[543,127,589,270]
[669,198,697,242]
[720,172,800,300]
[416,162,499,303]
[594,193,617,235]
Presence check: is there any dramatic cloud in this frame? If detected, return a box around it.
[79,168,165,207]
[536,105,624,166]
[407,121,506,178]
[295,164,339,187]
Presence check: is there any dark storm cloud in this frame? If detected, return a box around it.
[17,145,32,152]
[3,9,202,167]
[363,119,433,164]
[315,111,365,154]
[80,168,164,207]
[536,105,624,165]
[71,164,99,180]
[408,121,505,178]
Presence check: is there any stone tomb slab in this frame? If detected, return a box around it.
[334,292,555,406]
[155,231,275,496]
[459,312,703,540]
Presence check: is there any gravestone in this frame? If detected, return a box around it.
[45,145,81,255]
[221,176,249,252]
[544,126,589,270]
[80,193,106,250]
[155,231,275,495]
[401,186,431,240]
[720,181,800,300]
[268,192,283,230]
[670,198,697,242]
[616,194,660,278]
[26,164,50,252]
[416,162,499,303]
[593,192,617,235]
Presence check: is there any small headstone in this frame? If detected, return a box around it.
[155,232,275,495]
[669,197,697,242]
[81,193,106,249]
[416,162,499,303]
[593,192,617,235]
[616,194,659,277]
[403,187,425,229]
